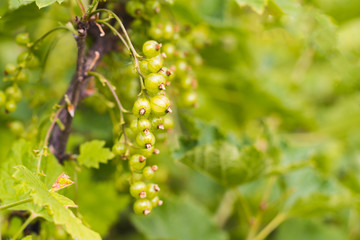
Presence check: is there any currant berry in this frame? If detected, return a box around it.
[148,25,163,40]
[4,64,17,75]
[145,0,161,15]
[150,196,163,208]
[0,91,6,107]
[139,60,150,75]
[9,121,24,137]
[17,51,31,65]
[151,116,164,130]
[179,76,193,89]
[129,154,147,171]
[146,183,160,199]
[136,131,156,149]
[158,67,174,82]
[5,86,22,102]
[180,91,197,108]
[126,1,144,18]
[143,165,158,180]
[150,95,171,116]
[163,43,176,59]
[16,70,28,81]
[5,100,17,113]
[133,97,151,118]
[163,115,174,130]
[175,60,189,76]
[144,73,166,94]
[133,199,152,215]
[112,141,126,156]
[130,119,139,133]
[143,40,162,58]
[138,145,155,158]
[137,118,151,132]
[147,54,163,73]
[163,23,174,40]
[15,33,30,46]
[130,181,147,199]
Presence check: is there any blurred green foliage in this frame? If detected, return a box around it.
[1,0,360,239]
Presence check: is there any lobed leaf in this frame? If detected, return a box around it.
[77,140,115,168]
[12,165,101,240]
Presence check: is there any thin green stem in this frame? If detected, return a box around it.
[0,198,33,211]
[98,21,130,51]
[37,107,63,174]
[253,212,288,240]
[88,71,129,133]
[12,213,38,240]
[30,27,70,50]
[213,190,237,227]
[91,9,146,90]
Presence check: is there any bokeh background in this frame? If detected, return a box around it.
[1,0,360,239]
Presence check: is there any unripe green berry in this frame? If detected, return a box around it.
[145,0,161,15]
[126,1,144,18]
[158,67,174,82]
[0,91,6,107]
[175,60,188,76]
[133,97,151,118]
[130,119,138,132]
[4,64,17,75]
[9,121,24,137]
[17,51,30,64]
[179,76,193,89]
[139,60,150,75]
[143,40,162,58]
[138,146,155,158]
[136,131,156,149]
[144,73,166,94]
[16,70,28,81]
[148,25,163,40]
[138,118,151,131]
[129,154,147,171]
[147,54,163,73]
[163,43,176,59]
[150,95,171,116]
[5,100,17,113]
[133,199,152,215]
[112,141,126,156]
[146,183,160,199]
[163,115,174,130]
[130,181,147,199]
[180,91,197,108]
[15,33,30,46]
[6,86,22,102]
[151,116,164,130]
[150,196,163,208]
[143,165,157,179]
[163,23,174,40]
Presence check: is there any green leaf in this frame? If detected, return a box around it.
[8,0,64,9]
[235,0,266,14]
[12,165,101,240]
[178,142,267,186]
[77,140,115,168]
[131,197,228,240]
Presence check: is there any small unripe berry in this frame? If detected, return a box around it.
[143,40,162,58]
[150,95,171,116]
[136,131,155,149]
[146,183,160,199]
[133,98,151,118]
[5,100,17,113]
[139,60,150,75]
[137,118,151,132]
[129,154,147,171]
[0,91,6,107]
[151,117,164,130]
[147,54,163,73]
[133,199,152,215]
[130,182,147,199]
[5,86,22,102]
[163,115,174,130]
[15,33,30,46]
[144,73,166,94]
[4,64,17,75]
[112,141,126,156]
[143,166,155,179]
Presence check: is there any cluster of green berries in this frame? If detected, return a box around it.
[1,33,39,113]
[112,40,177,215]
[126,0,162,19]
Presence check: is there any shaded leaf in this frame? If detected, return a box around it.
[178,142,267,186]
